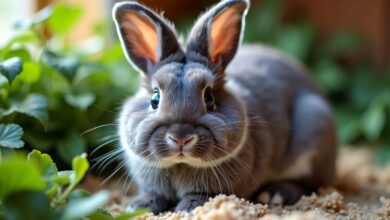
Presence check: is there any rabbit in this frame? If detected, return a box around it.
[113,0,337,214]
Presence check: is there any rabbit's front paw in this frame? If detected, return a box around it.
[257,182,308,205]
[127,193,173,214]
[175,194,209,213]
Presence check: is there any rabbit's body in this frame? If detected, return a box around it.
[225,44,336,185]
[114,0,337,213]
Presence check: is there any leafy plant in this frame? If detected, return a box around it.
[0,150,102,219]
[0,124,24,149]
[0,149,147,219]
[0,3,138,166]
[0,57,23,83]
[0,2,146,219]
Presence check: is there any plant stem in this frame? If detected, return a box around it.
[54,182,76,206]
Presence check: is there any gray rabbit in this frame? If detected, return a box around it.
[113,0,337,213]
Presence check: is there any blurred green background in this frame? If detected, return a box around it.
[0,0,389,169]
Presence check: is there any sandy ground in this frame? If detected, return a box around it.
[85,148,390,219]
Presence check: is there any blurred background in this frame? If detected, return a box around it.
[0,0,389,169]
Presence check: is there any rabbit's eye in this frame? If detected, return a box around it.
[151,90,160,109]
[204,91,215,110]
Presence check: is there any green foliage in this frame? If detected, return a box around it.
[0,151,96,219]
[72,153,89,183]
[0,157,45,199]
[0,3,146,219]
[62,191,109,220]
[57,132,87,165]
[0,150,146,219]
[0,57,23,83]
[0,2,138,165]
[334,70,390,145]
[47,4,83,34]
[4,94,49,129]
[3,191,54,220]
[42,50,80,81]
[28,150,58,177]
[362,99,386,141]
[88,209,149,220]
[0,124,24,148]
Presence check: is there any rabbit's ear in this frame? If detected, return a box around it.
[113,2,183,74]
[186,0,249,70]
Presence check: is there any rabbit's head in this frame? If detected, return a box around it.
[114,0,249,168]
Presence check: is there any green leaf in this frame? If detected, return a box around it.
[113,209,150,220]
[3,191,54,220]
[17,62,41,84]
[335,109,362,144]
[245,0,282,42]
[0,33,37,57]
[68,189,90,200]
[0,74,9,89]
[322,31,363,57]
[362,100,386,141]
[0,124,24,149]
[53,171,73,186]
[27,150,58,177]
[57,132,87,165]
[0,158,45,199]
[63,191,109,220]
[377,146,390,165]
[65,93,96,111]
[99,43,126,64]
[47,3,83,34]
[313,59,347,93]
[42,50,80,80]
[89,211,114,220]
[6,94,49,129]
[0,205,4,219]
[275,23,315,61]
[8,32,38,44]
[45,183,60,199]
[0,57,23,83]
[23,131,53,151]
[4,48,32,62]
[349,67,382,110]
[72,153,89,184]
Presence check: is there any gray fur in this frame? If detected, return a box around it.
[114,0,337,213]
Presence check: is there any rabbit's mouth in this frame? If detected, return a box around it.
[159,125,249,168]
[174,117,249,168]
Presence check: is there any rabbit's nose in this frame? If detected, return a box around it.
[166,134,198,152]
